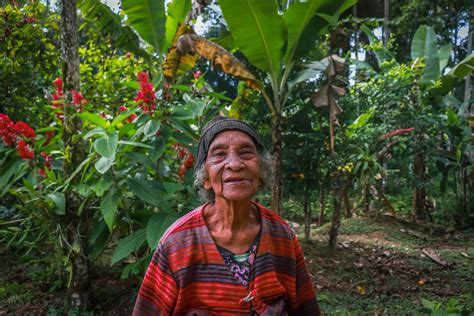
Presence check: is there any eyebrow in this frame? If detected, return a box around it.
[208,141,256,153]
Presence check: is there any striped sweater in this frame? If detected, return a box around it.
[133,202,321,315]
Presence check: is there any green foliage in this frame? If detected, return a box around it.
[0,2,59,126]
[422,297,467,315]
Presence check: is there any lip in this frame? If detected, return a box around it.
[223,178,248,183]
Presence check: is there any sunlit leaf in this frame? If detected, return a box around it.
[111,229,147,265]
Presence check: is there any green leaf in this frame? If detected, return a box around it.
[88,220,110,260]
[360,25,396,65]
[164,0,192,52]
[112,108,140,127]
[78,112,109,129]
[149,137,166,161]
[121,80,140,90]
[446,108,459,126]
[146,213,178,249]
[84,127,107,139]
[95,157,114,174]
[47,193,66,215]
[92,171,113,197]
[163,182,183,195]
[284,0,355,63]
[411,25,440,81]
[122,0,166,54]
[438,43,452,72]
[432,53,474,95]
[128,178,162,206]
[0,160,28,196]
[118,140,154,149]
[144,119,161,137]
[94,132,118,158]
[288,58,329,89]
[348,108,375,130]
[219,0,286,77]
[100,187,121,231]
[78,0,150,60]
[111,229,147,265]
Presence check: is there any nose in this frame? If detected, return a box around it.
[225,152,244,170]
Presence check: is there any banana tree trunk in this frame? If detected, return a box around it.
[271,114,283,214]
[60,0,90,309]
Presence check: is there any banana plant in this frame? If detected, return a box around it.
[78,0,356,212]
[179,0,356,212]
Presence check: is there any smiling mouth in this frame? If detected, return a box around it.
[224,178,248,184]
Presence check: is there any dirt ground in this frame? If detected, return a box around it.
[1,215,473,315]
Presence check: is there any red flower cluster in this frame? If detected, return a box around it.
[0,114,17,146]
[51,78,87,121]
[16,139,34,160]
[38,151,53,177]
[0,114,36,160]
[134,71,156,115]
[118,105,137,123]
[51,78,64,121]
[72,90,88,112]
[381,128,415,140]
[172,143,195,178]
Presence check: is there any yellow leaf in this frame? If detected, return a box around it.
[177,34,262,91]
[357,285,366,295]
[163,24,198,81]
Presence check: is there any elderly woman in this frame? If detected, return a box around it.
[133,116,320,315]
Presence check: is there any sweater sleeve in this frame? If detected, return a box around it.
[133,242,179,316]
[290,235,321,316]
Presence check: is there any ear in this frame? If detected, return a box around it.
[204,178,212,190]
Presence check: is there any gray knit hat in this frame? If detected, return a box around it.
[196,116,264,170]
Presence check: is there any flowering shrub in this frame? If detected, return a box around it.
[0,114,36,160]
[1,67,227,283]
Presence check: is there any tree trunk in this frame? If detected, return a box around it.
[364,184,370,213]
[413,150,427,220]
[318,185,325,227]
[60,0,90,309]
[271,114,283,214]
[304,184,311,241]
[342,187,351,218]
[328,191,341,253]
[383,0,390,47]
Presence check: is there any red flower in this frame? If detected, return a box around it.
[184,154,195,168]
[119,105,128,112]
[137,71,149,84]
[54,77,63,90]
[38,168,47,177]
[134,71,156,115]
[0,114,16,147]
[41,151,53,169]
[14,121,36,139]
[127,113,137,123]
[178,164,187,178]
[55,112,64,122]
[16,139,34,160]
[193,70,202,80]
[381,128,415,140]
[23,16,36,24]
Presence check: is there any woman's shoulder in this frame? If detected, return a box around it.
[254,202,296,239]
[159,204,206,244]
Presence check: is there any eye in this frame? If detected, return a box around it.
[240,149,256,158]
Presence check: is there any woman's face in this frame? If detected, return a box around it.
[204,130,261,202]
